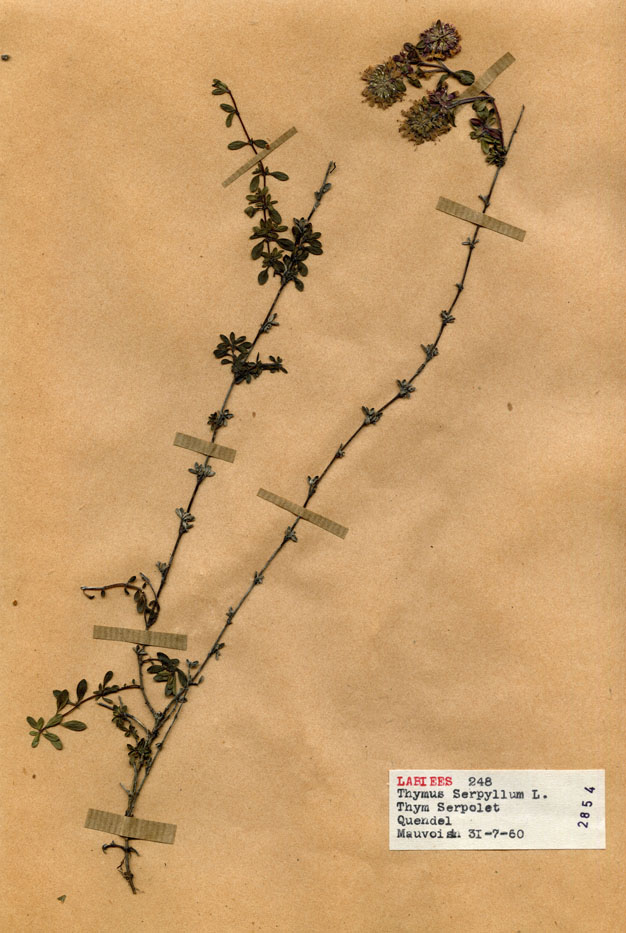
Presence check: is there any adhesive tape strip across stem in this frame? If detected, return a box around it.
[222,127,298,188]
[85,809,176,844]
[174,432,236,463]
[459,52,515,98]
[93,625,187,650]
[257,488,348,539]
[436,197,526,242]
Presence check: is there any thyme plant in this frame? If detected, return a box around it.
[79,79,335,627]
[28,26,525,894]
[362,19,508,165]
[26,82,335,892]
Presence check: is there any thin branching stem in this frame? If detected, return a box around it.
[94,151,336,890]
[151,159,334,609]
[135,648,159,720]
[80,111,335,630]
[226,88,272,260]
[113,108,524,893]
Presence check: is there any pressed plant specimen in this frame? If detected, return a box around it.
[78,79,335,629]
[362,19,508,166]
[28,25,525,893]
[26,80,335,891]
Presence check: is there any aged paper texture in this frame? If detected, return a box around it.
[2,1,624,930]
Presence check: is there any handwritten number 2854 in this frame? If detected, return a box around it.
[577,786,595,829]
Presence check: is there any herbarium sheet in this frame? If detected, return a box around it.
[2,1,624,931]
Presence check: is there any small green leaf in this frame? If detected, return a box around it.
[257,268,269,285]
[54,689,69,711]
[228,140,247,150]
[220,103,234,113]
[76,679,87,702]
[454,70,475,85]
[43,732,63,750]
[250,241,265,260]
[36,717,44,730]
[103,671,113,686]
[57,895,66,903]
[225,112,234,128]
[27,716,39,729]
[270,171,289,181]
[31,734,40,748]
[45,714,63,729]
[252,139,268,148]
[59,720,88,731]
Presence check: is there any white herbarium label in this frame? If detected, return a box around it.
[389,770,605,850]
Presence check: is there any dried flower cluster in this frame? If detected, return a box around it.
[414,20,462,60]
[399,85,458,147]
[361,59,409,109]
[361,19,506,166]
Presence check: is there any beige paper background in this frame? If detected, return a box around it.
[1,1,624,930]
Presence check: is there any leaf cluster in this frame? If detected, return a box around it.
[396,379,415,398]
[213,332,287,384]
[27,676,101,750]
[207,408,234,430]
[188,461,216,478]
[279,218,323,292]
[110,701,139,741]
[247,166,291,284]
[214,332,251,361]
[362,406,383,425]
[470,99,507,166]
[147,652,188,697]
[211,79,230,97]
[124,573,159,624]
[175,508,195,533]
[127,737,152,769]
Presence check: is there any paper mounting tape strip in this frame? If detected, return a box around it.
[436,197,526,242]
[174,432,236,463]
[257,488,348,539]
[460,52,515,98]
[93,625,187,650]
[222,127,298,187]
[85,809,177,844]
